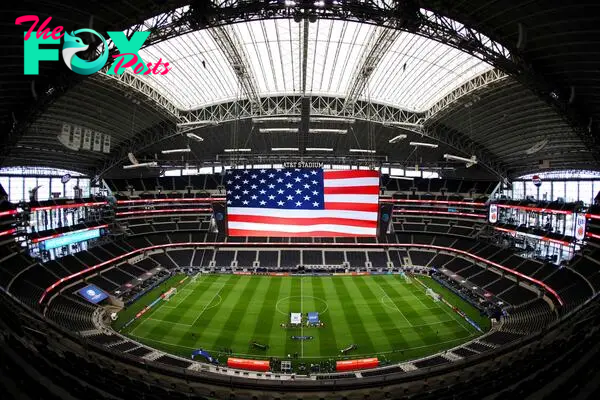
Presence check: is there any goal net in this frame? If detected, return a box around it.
[162,287,177,301]
[426,288,441,302]
[400,271,411,283]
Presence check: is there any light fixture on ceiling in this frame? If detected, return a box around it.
[443,154,478,168]
[349,149,376,154]
[306,147,334,152]
[310,117,355,124]
[525,139,548,155]
[223,148,252,153]
[186,133,204,141]
[389,134,407,143]
[410,141,438,148]
[252,117,301,123]
[161,148,192,154]
[271,147,299,151]
[259,128,300,134]
[309,128,347,135]
[123,162,158,169]
[177,121,218,127]
[389,176,414,180]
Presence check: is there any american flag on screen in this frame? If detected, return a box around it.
[225,168,380,237]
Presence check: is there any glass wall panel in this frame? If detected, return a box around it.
[65,179,77,198]
[9,177,23,202]
[78,178,90,198]
[565,181,579,202]
[512,181,524,200]
[24,177,38,201]
[524,181,538,199]
[50,178,64,198]
[579,181,594,205]
[552,181,565,202]
[36,178,50,200]
[538,181,551,201]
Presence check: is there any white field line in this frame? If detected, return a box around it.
[146,318,192,327]
[129,276,200,335]
[371,279,414,327]
[408,279,473,335]
[300,277,304,358]
[147,313,458,330]
[127,331,477,359]
[166,277,204,308]
[189,280,228,327]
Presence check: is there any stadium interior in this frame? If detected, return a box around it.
[1,1,600,399]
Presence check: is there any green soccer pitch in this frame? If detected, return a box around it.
[116,274,490,366]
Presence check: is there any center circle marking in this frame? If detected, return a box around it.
[275,296,329,316]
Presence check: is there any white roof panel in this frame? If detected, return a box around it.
[136,18,493,112]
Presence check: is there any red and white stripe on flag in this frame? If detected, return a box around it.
[227,169,380,237]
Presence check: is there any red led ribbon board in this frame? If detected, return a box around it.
[227,358,270,372]
[336,358,379,372]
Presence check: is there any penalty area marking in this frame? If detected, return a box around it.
[380,295,439,312]
[190,281,228,327]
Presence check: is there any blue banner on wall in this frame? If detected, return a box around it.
[78,284,109,304]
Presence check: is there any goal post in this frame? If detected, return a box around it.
[162,287,177,301]
[400,271,411,283]
[426,288,441,302]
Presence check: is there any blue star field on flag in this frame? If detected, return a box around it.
[226,168,325,210]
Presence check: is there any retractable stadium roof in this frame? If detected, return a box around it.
[0,0,599,179]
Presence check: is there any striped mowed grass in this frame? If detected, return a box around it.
[121,274,484,363]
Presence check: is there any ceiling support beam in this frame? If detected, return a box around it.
[209,25,261,107]
[91,73,182,122]
[9,1,598,170]
[344,28,400,107]
[299,18,311,155]
[424,68,509,123]
[420,124,509,180]
[95,121,178,177]
[179,95,423,126]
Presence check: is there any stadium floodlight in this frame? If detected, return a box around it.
[186,133,204,141]
[123,162,158,169]
[308,128,348,135]
[259,128,300,134]
[271,147,299,151]
[443,154,478,167]
[349,149,376,154]
[224,148,252,152]
[161,148,191,154]
[306,147,334,152]
[389,176,414,180]
[253,117,301,123]
[389,134,407,143]
[310,117,355,124]
[410,141,438,148]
